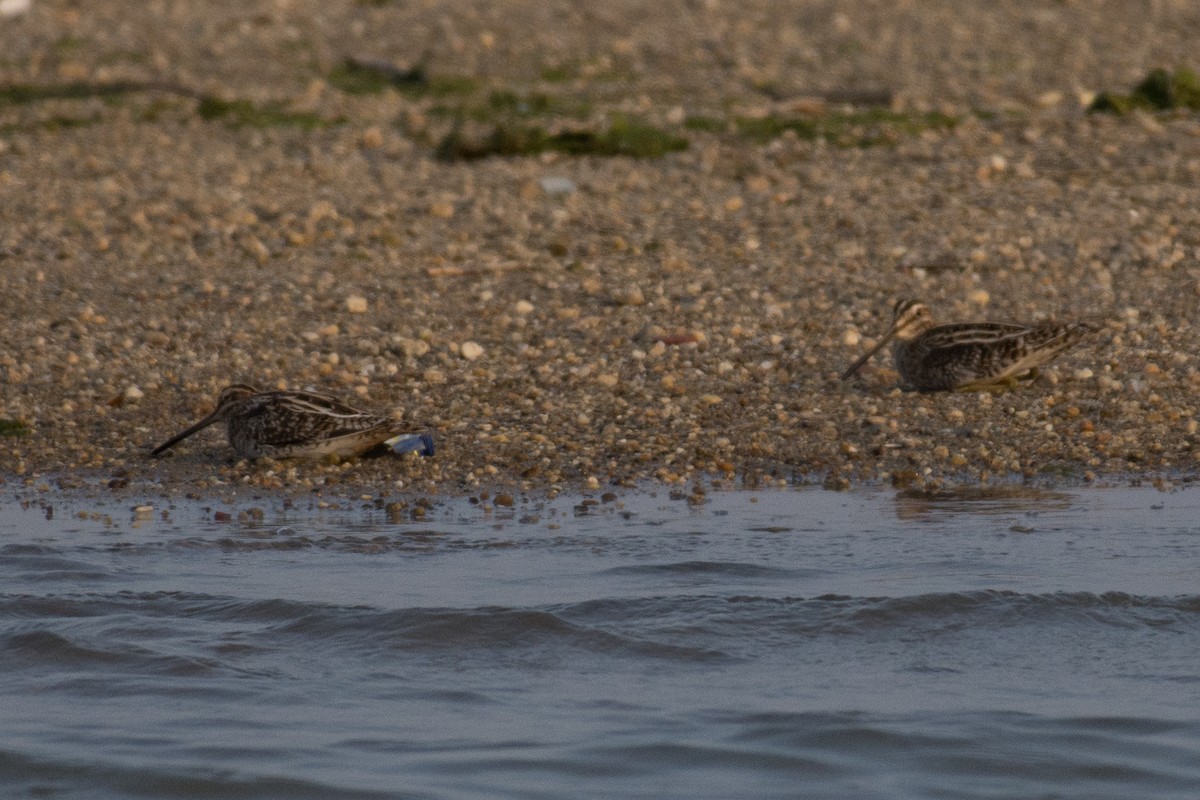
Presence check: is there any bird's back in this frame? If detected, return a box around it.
[227,391,401,458]
[899,320,1096,391]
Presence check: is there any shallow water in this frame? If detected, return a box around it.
[2,485,1199,799]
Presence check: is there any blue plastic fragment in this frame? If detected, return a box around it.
[386,433,435,457]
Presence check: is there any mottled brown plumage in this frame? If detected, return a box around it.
[151,384,409,459]
[841,299,1098,392]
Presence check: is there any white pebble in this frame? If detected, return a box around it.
[124,385,144,401]
[540,176,577,195]
[0,0,31,17]
[843,329,861,347]
[460,341,484,361]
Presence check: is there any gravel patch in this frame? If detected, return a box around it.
[1,0,1199,503]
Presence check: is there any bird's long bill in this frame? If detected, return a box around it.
[150,411,222,455]
[840,324,900,380]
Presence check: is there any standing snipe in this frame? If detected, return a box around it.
[151,384,430,459]
[841,299,1098,392]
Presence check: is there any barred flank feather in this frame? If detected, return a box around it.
[843,301,1099,392]
[152,384,409,459]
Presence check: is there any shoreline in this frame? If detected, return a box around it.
[1,461,1189,516]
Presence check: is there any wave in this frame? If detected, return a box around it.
[603,560,816,578]
[0,749,402,800]
[0,544,115,583]
[3,709,1197,800]
[3,589,1197,673]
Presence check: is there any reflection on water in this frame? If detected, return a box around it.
[893,485,1076,521]
[2,485,1200,799]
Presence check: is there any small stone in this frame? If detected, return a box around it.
[616,286,645,306]
[242,236,270,264]
[429,201,455,219]
[396,338,430,357]
[515,300,535,315]
[124,385,144,401]
[969,290,990,306]
[0,0,32,16]
[308,200,338,223]
[843,329,861,347]
[345,295,369,314]
[539,176,577,195]
[1074,368,1094,380]
[1037,90,1064,108]
[360,126,384,148]
[460,341,484,361]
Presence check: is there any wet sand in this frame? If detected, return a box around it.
[1,0,1199,503]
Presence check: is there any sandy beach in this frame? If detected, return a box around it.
[1,0,1199,503]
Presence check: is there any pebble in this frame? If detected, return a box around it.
[615,287,646,306]
[345,295,369,314]
[460,342,484,361]
[539,176,577,195]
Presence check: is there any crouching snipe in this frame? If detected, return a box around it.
[841,299,1098,392]
[152,384,431,459]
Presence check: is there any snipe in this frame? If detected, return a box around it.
[151,384,423,459]
[841,299,1098,392]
